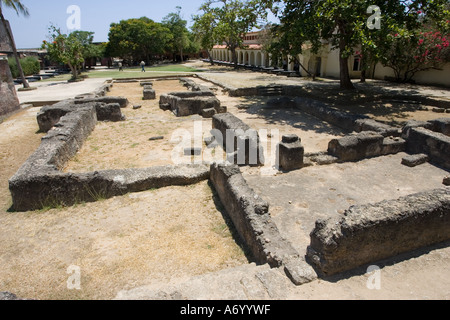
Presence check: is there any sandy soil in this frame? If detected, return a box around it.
[65,80,215,172]
[0,99,248,300]
[1,67,449,300]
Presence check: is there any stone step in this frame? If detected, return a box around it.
[114,263,296,300]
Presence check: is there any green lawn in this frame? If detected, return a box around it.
[87,64,203,79]
[40,64,203,82]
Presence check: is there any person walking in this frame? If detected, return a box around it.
[140,61,146,72]
[118,61,123,71]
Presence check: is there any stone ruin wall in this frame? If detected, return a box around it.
[8,76,450,285]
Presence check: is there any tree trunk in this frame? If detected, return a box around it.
[230,47,238,69]
[0,11,29,89]
[338,38,354,90]
[68,62,77,81]
[360,69,366,83]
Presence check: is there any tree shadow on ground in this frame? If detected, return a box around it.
[235,96,348,136]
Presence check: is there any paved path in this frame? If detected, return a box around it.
[16,78,109,105]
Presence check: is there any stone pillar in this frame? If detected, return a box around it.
[277,134,305,171]
[0,53,20,116]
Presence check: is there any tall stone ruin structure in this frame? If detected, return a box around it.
[0,20,20,116]
[0,53,20,116]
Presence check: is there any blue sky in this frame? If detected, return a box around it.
[3,0,208,49]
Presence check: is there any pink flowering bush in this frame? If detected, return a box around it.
[383,25,450,83]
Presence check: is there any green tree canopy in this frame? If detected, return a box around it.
[261,0,450,89]
[106,17,172,64]
[162,7,190,62]
[193,0,268,67]
[42,25,85,81]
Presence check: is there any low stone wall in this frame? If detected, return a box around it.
[328,131,405,162]
[405,126,450,169]
[159,91,222,117]
[307,188,450,276]
[210,163,315,285]
[10,164,210,212]
[428,118,450,136]
[37,98,126,133]
[212,113,265,166]
[10,96,209,211]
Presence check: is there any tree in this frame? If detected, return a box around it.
[383,26,450,83]
[0,0,30,88]
[42,26,85,81]
[163,7,189,62]
[193,0,267,68]
[71,31,103,70]
[106,17,172,64]
[192,10,218,65]
[261,0,450,90]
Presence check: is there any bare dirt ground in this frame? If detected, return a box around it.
[65,80,214,172]
[1,65,449,300]
[0,90,249,300]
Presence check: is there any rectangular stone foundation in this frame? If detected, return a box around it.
[9,97,209,211]
[307,188,450,276]
[210,163,299,267]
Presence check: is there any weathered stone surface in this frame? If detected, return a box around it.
[428,118,450,136]
[444,176,450,186]
[160,91,220,117]
[0,292,28,300]
[210,163,300,268]
[74,96,129,108]
[201,107,217,118]
[401,120,433,140]
[309,154,339,165]
[328,131,384,162]
[149,136,164,141]
[355,119,400,137]
[212,113,264,166]
[216,105,228,114]
[402,153,429,167]
[96,103,125,122]
[10,164,210,212]
[143,87,156,100]
[277,135,304,171]
[307,188,450,276]
[0,56,20,116]
[37,100,124,132]
[381,136,406,155]
[405,127,450,169]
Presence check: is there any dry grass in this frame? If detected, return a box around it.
[65,80,214,172]
[0,84,249,300]
[0,181,249,300]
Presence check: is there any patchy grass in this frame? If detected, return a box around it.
[86,64,203,79]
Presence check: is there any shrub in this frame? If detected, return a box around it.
[8,56,41,78]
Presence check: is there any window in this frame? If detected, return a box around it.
[353,57,361,72]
